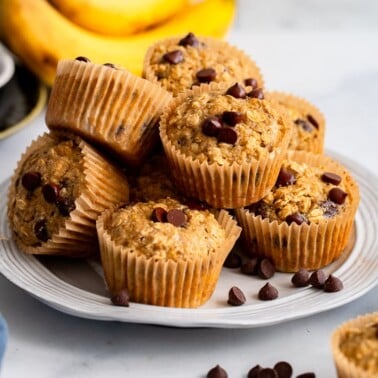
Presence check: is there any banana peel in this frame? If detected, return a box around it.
[0,0,236,86]
[49,0,190,36]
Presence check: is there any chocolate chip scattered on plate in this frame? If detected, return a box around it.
[308,270,326,288]
[291,268,310,288]
[207,364,228,378]
[111,288,130,307]
[258,282,278,300]
[227,286,246,306]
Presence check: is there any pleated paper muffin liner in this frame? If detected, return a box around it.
[97,209,241,308]
[159,82,292,209]
[143,35,264,96]
[331,312,378,378]
[45,59,172,167]
[7,132,130,257]
[235,151,360,272]
[265,91,326,154]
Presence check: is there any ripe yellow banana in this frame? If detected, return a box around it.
[49,0,189,36]
[0,0,235,86]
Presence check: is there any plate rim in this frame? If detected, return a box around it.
[1,150,377,328]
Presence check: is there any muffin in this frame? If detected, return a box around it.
[159,82,292,208]
[265,91,325,154]
[129,153,181,202]
[7,132,130,257]
[331,312,378,377]
[45,57,172,167]
[97,198,241,307]
[235,151,360,271]
[143,32,264,96]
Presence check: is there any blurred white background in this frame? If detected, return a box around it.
[235,0,378,31]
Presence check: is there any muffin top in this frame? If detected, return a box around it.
[9,134,85,246]
[266,92,325,153]
[162,84,289,165]
[144,33,263,96]
[103,198,225,261]
[247,158,353,224]
[130,154,180,202]
[339,316,378,374]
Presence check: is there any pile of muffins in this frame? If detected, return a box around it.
[7,32,360,308]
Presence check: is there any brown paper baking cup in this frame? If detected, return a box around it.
[331,312,378,378]
[159,82,292,208]
[8,132,129,257]
[143,35,264,96]
[46,59,172,167]
[265,91,326,154]
[97,209,241,308]
[235,151,360,272]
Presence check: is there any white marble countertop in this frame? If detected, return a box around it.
[1,6,378,377]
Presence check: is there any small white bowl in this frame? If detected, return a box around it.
[0,44,15,88]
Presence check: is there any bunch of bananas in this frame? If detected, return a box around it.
[0,0,235,86]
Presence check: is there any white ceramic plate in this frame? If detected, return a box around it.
[0,152,377,328]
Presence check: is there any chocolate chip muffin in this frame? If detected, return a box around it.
[235,151,360,271]
[332,312,378,378]
[266,91,325,154]
[143,32,264,96]
[159,82,292,208]
[8,132,129,256]
[97,198,241,307]
[129,153,181,202]
[45,57,172,167]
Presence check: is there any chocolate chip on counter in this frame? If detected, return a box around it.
[227,286,246,306]
[207,364,228,378]
[306,114,319,129]
[111,288,130,307]
[308,270,326,288]
[248,88,265,100]
[258,258,276,279]
[276,167,296,187]
[294,118,313,132]
[166,209,187,227]
[34,219,49,242]
[196,68,216,83]
[223,251,242,268]
[103,63,116,68]
[217,127,238,145]
[257,368,279,378]
[320,200,339,218]
[163,50,184,64]
[296,373,316,378]
[21,171,41,191]
[321,172,342,185]
[75,56,90,62]
[151,207,167,223]
[221,111,245,126]
[202,116,223,136]
[258,282,279,300]
[285,213,307,226]
[248,365,263,378]
[240,257,259,275]
[56,197,76,216]
[324,275,343,292]
[274,361,293,378]
[178,32,199,47]
[226,83,247,99]
[291,268,310,287]
[328,187,347,205]
[42,183,60,203]
[244,77,258,89]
